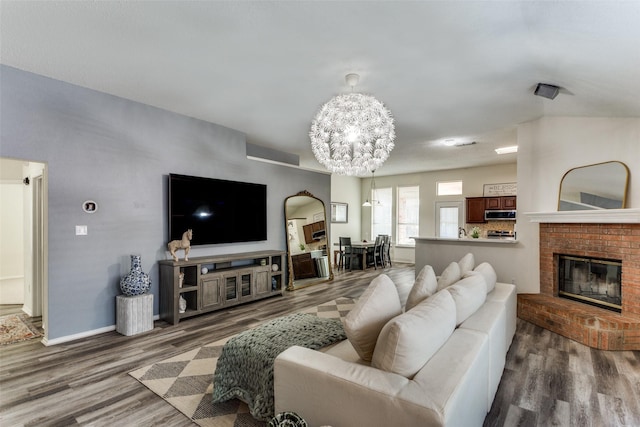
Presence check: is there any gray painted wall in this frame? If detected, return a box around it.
[0,65,330,340]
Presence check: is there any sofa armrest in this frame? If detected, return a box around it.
[274,346,443,427]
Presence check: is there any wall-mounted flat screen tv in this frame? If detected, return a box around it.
[169,173,267,245]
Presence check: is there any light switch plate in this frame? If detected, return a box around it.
[76,225,88,235]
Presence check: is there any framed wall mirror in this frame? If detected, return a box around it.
[558,161,629,211]
[284,190,333,290]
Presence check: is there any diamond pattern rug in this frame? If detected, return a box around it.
[0,313,42,345]
[130,298,355,426]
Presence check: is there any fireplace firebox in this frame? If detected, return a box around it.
[557,254,622,312]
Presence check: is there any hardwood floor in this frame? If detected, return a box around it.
[1,263,638,426]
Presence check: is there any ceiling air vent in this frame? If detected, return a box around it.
[455,141,477,147]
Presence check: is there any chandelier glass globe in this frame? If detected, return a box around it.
[309,77,395,176]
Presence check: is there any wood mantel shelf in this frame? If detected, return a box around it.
[524,209,640,223]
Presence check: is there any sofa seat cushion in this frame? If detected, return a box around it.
[405,265,438,311]
[486,282,517,346]
[343,274,402,361]
[445,273,487,326]
[371,290,456,378]
[459,300,507,411]
[322,339,370,366]
[400,328,490,427]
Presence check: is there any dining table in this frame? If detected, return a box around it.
[334,241,375,270]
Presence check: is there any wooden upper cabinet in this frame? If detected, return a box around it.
[485,197,502,210]
[502,196,517,209]
[303,220,325,244]
[312,221,325,232]
[466,197,486,223]
[485,196,517,210]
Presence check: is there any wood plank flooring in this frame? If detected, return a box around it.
[1,263,638,426]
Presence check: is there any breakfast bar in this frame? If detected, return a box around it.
[413,236,520,284]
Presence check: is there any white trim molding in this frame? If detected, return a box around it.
[524,209,640,223]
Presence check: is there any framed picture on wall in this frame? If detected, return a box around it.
[331,202,348,223]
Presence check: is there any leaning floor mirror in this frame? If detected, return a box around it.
[284,190,333,290]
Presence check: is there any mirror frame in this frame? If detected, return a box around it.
[558,161,630,211]
[284,190,333,291]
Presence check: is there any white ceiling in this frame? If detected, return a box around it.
[2,1,639,176]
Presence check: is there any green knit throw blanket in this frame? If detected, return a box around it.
[212,313,346,421]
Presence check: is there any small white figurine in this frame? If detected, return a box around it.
[168,229,192,262]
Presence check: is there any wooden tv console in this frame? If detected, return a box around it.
[159,250,286,325]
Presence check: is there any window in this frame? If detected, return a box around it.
[437,180,462,196]
[435,201,463,238]
[371,187,392,239]
[397,186,419,246]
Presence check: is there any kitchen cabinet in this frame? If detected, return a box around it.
[466,197,486,223]
[303,220,326,244]
[291,252,318,279]
[485,196,517,210]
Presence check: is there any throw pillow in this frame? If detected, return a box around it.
[473,262,497,293]
[446,273,487,325]
[371,290,456,378]
[436,261,461,291]
[343,274,402,361]
[405,265,437,311]
[458,252,475,275]
[395,279,413,309]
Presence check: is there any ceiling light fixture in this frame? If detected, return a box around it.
[495,146,518,155]
[310,73,395,176]
[443,139,457,146]
[362,170,379,207]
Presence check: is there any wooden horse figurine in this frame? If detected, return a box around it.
[168,229,192,262]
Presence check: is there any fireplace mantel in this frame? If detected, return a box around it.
[524,208,640,223]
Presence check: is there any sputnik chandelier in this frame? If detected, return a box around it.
[309,73,395,176]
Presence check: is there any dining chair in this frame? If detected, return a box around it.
[368,235,385,269]
[338,237,356,271]
[382,235,392,267]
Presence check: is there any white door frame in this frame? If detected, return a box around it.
[434,200,464,238]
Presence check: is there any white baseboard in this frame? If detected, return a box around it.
[42,314,161,346]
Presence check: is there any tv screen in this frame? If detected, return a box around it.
[169,174,267,245]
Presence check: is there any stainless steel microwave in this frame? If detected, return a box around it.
[484,210,516,220]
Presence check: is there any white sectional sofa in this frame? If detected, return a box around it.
[274,254,516,427]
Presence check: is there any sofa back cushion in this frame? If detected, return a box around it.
[405,265,437,311]
[371,290,456,378]
[446,273,487,325]
[458,252,475,275]
[343,274,402,361]
[436,261,461,291]
[472,262,497,294]
[394,278,413,309]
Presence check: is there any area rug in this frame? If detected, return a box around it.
[0,313,42,345]
[130,297,355,427]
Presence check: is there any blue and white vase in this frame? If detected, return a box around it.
[120,255,151,296]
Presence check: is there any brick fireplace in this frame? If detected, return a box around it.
[518,219,640,350]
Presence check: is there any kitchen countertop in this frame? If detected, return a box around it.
[412,236,519,244]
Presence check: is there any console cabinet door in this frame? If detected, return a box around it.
[238,269,253,301]
[254,266,272,296]
[201,275,223,310]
